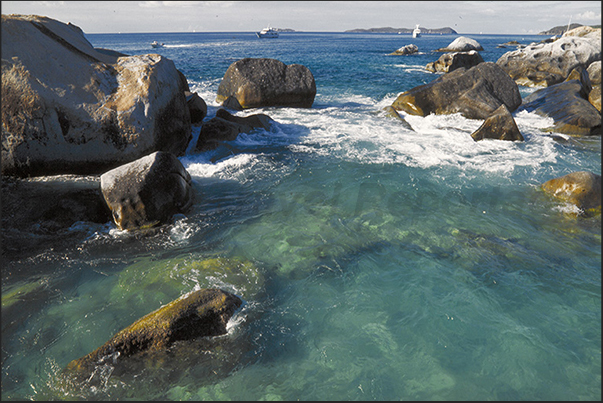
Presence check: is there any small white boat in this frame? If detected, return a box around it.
[256,26,279,38]
[412,24,421,38]
[151,41,164,48]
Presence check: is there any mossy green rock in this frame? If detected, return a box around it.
[541,171,601,216]
[66,288,242,375]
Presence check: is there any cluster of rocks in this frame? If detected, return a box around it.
[389,30,601,138]
[1,15,601,378]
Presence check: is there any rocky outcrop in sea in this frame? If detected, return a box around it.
[216,58,316,109]
[541,171,601,216]
[388,44,419,55]
[1,14,192,178]
[100,151,194,230]
[517,66,602,136]
[496,26,601,87]
[392,62,522,120]
[435,36,483,52]
[425,50,484,73]
[65,288,243,380]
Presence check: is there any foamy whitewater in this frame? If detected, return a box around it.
[2,31,600,401]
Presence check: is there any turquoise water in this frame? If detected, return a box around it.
[1,32,601,401]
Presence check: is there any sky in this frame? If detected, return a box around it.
[1,1,601,35]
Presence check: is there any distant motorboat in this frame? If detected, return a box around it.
[256,26,279,38]
[412,24,421,38]
[151,41,164,48]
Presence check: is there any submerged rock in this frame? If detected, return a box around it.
[216,58,316,109]
[1,15,191,178]
[113,257,265,302]
[471,104,524,142]
[100,151,194,230]
[65,288,243,377]
[195,108,274,151]
[392,62,521,120]
[541,171,601,216]
[425,50,484,73]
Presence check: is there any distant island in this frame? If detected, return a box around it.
[345,26,457,34]
[274,28,296,32]
[537,23,603,35]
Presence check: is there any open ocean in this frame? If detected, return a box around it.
[2,31,601,401]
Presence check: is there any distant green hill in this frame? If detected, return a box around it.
[538,23,592,35]
[345,26,457,34]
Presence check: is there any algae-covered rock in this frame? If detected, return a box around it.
[541,171,601,216]
[65,288,242,375]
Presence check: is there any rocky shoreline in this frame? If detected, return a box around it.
[1,14,601,380]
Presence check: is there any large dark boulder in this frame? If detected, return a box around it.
[195,109,274,151]
[65,288,243,377]
[1,15,191,178]
[100,151,194,230]
[541,171,601,216]
[426,51,484,73]
[496,27,601,87]
[215,58,316,109]
[391,62,522,120]
[185,91,207,124]
[517,74,602,136]
[471,104,524,142]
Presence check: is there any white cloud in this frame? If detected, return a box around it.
[32,1,65,6]
[576,10,602,22]
[138,1,162,8]
[137,1,225,8]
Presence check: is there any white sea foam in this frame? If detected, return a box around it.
[182,153,257,180]
[163,41,238,49]
[235,101,561,176]
[184,77,564,182]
